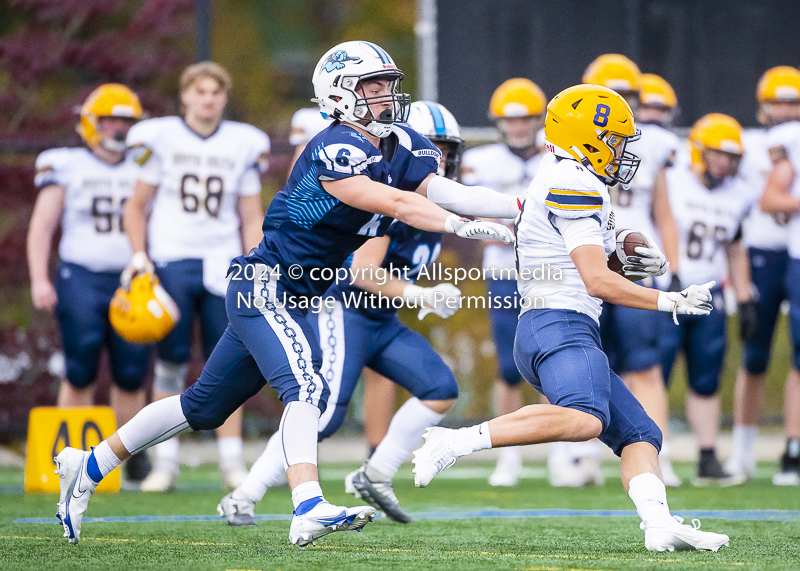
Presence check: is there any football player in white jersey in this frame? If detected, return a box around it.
[27,84,153,482]
[288,107,332,173]
[461,78,548,487]
[758,66,800,486]
[658,114,756,485]
[122,62,270,491]
[726,67,798,482]
[412,84,731,552]
[583,57,683,486]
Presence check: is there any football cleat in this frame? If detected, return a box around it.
[139,467,177,492]
[642,515,730,552]
[222,465,249,490]
[217,492,257,527]
[124,451,152,483]
[412,427,459,488]
[350,469,412,524]
[344,466,362,497]
[55,447,97,544]
[694,453,745,487]
[488,450,522,487]
[289,499,376,549]
[724,455,755,482]
[772,450,800,486]
[659,459,683,488]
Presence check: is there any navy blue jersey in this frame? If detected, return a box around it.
[238,122,440,298]
[328,221,442,318]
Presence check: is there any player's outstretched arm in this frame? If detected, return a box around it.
[416,172,520,219]
[321,176,512,243]
[237,193,265,251]
[760,158,798,214]
[120,180,158,288]
[651,169,680,276]
[26,184,64,310]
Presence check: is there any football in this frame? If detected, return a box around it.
[607,229,649,276]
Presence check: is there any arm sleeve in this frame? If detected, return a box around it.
[426,175,519,218]
[552,215,605,253]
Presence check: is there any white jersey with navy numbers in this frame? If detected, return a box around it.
[665,165,754,285]
[765,121,800,258]
[610,122,679,240]
[462,143,543,271]
[126,117,270,265]
[515,152,615,324]
[289,108,333,146]
[741,128,788,251]
[34,147,138,273]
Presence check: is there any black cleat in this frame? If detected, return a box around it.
[694,450,744,487]
[124,451,152,483]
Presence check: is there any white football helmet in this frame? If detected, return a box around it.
[312,41,410,138]
[406,101,464,179]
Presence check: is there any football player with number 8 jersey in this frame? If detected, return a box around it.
[53,40,520,547]
[759,66,800,486]
[121,62,270,492]
[27,84,153,483]
[658,114,756,485]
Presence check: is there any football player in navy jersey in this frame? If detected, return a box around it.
[54,41,520,547]
[217,101,464,526]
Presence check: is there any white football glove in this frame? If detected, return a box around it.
[657,280,716,325]
[445,215,514,244]
[403,283,462,320]
[621,231,669,279]
[120,251,155,291]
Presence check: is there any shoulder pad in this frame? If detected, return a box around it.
[34,148,75,189]
[315,142,375,176]
[542,159,606,219]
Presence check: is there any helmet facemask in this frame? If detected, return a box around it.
[598,129,640,185]
[429,138,464,179]
[338,72,410,137]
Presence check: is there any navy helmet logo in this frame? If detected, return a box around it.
[322,50,362,73]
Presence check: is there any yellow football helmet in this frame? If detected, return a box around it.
[640,74,678,108]
[757,66,800,103]
[489,78,547,118]
[582,54,642,98]
[76,84,142,150]
[545,84,641,185]
[689,113,743,172]
[109,273,180,344]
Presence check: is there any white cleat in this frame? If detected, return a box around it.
[217,492,257,526]
[412,427,459,488]
[488,451,522,487]
[548,457,602,487]
[642,515,730,552]
[55,447,97,544]
[139,468,177,492]
[772,470,800,486]
[289,500,376,549]
[724,456,755,482]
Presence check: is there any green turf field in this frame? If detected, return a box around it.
[1,461,799,571]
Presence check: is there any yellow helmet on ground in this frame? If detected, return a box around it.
[109,273,180,344]
[489,78,547,118]
[544,84,641,185]
[76,84,143,149]
[582,54,642,97]
[757,66,800,103]
[688,113,743,171]
[640,74,678,108]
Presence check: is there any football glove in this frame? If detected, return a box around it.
[120,252,155,291]
[622,232,669,279]
[403,283,462,319]
[445,215,514,244]
[657,281,716,325]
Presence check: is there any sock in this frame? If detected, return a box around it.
[366,398,446,479]
[660,440,671,460]
[731,425,757,461]
[279,401,321,468]
[567,441,601,459]
[787,438,800,459]
[548,441,569,465]
[86,441,121,484]
[117,395,190,458]
[218,436,244,472]
[152,438,179,473]
[291,480,324,513]
[235,432,286,503]
[497,446,521,467]
[451,421,492,457]
[628,472,673,529]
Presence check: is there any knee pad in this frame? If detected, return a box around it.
[689,374,720,397]
[743,345,769,375]
[154,360,189,393]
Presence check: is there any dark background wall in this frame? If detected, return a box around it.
[438,0,800,127]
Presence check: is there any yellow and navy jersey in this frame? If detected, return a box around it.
[242,121,440,298]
